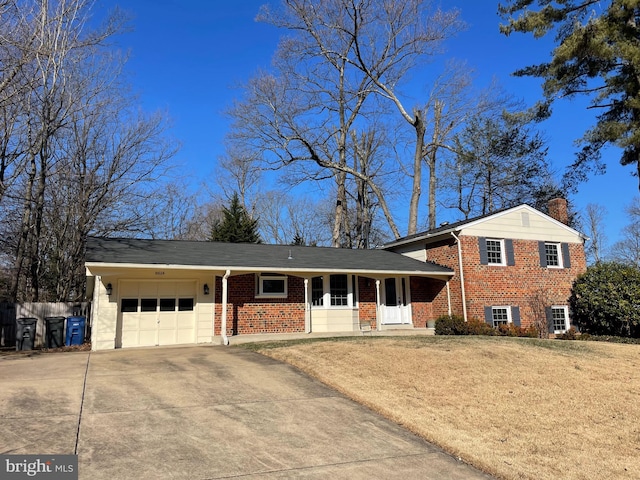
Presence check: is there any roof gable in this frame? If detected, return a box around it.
[382,204,587,250]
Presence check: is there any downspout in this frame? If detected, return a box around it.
[450,232,468,322]
[221,269,230,345]
[304,278,311,333]
[375,279,381,331]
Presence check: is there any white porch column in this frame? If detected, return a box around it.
[375,279,381,331]
[304,278,311,333]
[221,270,230,345]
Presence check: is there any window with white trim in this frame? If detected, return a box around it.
[311,274,354,308]
[539,241,571,269]
[545,243,562,268]
[551,306,570,333]
[256,273,287,298]
[486,239,504,265]
[485,305,521,328]
[330,274,348,306]
[491,306,510,326]
[311,276,323,306]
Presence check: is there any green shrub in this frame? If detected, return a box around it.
[464,319,497,336]
[434,314,466,335]
[435,315,539,338]
[569,262,640,338]
[576,334,640,344]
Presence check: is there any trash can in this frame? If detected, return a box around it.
[45,316,66,348]
[65,316,86,346]
[16,317,38,351]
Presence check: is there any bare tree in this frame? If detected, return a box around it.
[421,61,484,230]
[528,288,551,339]
[610,198,640,268]
[583,203,608,265]
[0,0,179,301]
[345,1,462,235]
[255,190,331,246]
[228,0,461,245]
[6,0,126,301]
[216,145,263,212]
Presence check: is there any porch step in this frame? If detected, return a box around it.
[380,324,415,330]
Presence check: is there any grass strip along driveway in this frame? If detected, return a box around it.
[243,336,640,480]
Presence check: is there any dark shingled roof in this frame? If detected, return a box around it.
[382,206,516,249]
[85,237,453,276]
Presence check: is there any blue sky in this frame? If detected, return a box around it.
[94,0,637,248]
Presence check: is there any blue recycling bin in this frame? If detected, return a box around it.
[16,317,37,351]
[65,316,86,346]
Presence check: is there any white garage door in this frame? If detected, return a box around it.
[119,281,196,348]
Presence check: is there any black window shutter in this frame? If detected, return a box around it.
[479,237,488,265]
[511,306,521,327]
[505,239,515,266]
[562,243,571,268]
[484,306,493,325]
[545,307,554,333]
[538,241,547,267]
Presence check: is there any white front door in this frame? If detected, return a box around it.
[381,277,411,325]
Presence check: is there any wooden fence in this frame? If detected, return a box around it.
[0,302,91,348]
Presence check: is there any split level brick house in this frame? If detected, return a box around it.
[382,198,588,333]
[85,198,587,350]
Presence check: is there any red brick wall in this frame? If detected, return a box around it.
[424,238,464,318]
[214,274,306,335]
[425,235,587,328]
[358,276,377,329]
[410,277,440,327]
[213,273,439,335]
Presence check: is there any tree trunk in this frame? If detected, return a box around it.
[407,109,425,236]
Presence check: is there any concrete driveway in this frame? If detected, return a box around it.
[0,346,492,479]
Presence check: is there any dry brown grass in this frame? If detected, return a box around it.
[249,336,640,480]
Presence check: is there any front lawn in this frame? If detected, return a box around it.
[244,336,640,480]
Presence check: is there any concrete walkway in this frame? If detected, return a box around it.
[0,345,492,479]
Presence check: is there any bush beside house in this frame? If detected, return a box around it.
[569,262,640,338]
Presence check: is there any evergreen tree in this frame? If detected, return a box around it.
[291,232,306,246]
[209,193,261,243]
[499,1,640,190]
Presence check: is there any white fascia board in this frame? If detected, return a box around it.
[84,262,453,278]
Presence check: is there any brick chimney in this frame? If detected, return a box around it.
[548,197,568,225]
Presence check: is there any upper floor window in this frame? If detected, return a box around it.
[479,237,515,266]
[257,273,287,298]
[545,243,561,267]
[539,242,571,269]
[486,239,503,265]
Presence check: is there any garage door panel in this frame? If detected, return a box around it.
[137,331,157,347]
[176,330,194,344]
[158,329,176,346]
[122,316,139,330]
[159,317,177,329]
